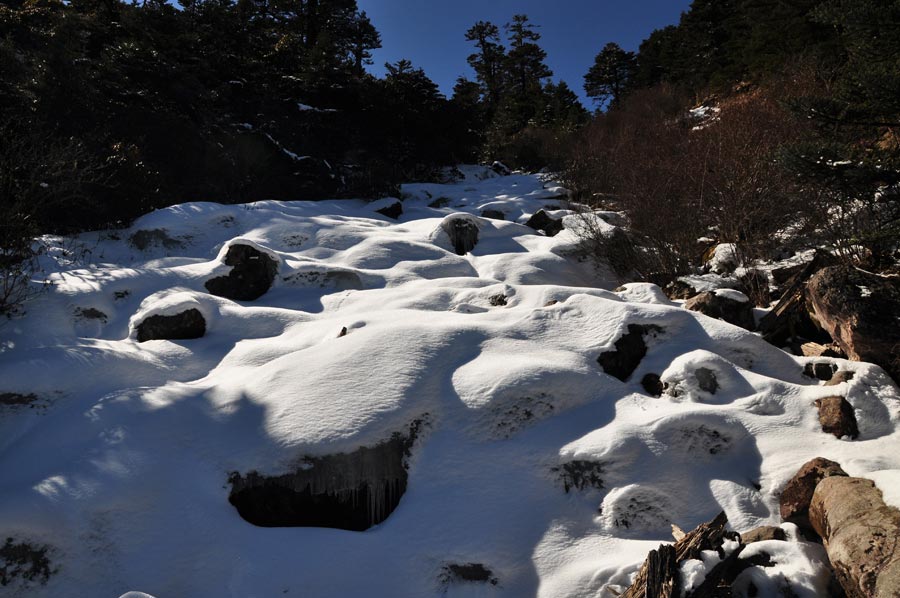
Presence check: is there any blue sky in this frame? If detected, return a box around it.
[357,0,692,107]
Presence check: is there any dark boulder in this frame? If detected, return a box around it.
[376,201,403,220]
[780,457,848,534]
[806,266,900,384]
[598,324,662,382]
[440,215,480,256]
[229,423,422,531]
[815,397,859,439]
[205,244,278,302]
[684,291,755,330]
[641,373,665,397]
[480,209,505,221]
[525,210,564,237]
[136,308,206,343]
[490,161,511,176]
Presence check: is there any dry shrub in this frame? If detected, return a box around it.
[564,81,809,284]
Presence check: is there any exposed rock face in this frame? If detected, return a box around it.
[375,201,403,220]
[0,392,38,406]
[780,457,848,533]
[740,526,786,544]
[440,215,480,256]
[135,309,206,343]
[229,428,419,531]
[684,291,755,330]
[205,244,278,301]
[815,396,859,439]
[598,324,662,382]
[810,476,900,598]
[805,266,900,384]
[525,210,564,237]
[480,209,505,221]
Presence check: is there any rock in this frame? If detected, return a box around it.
[129,228,183,251]
[684,291,755,330]
[706,243,740,275]
[480,209,505,220]
[810,476,900,598]
[805,266,900,384]
[439,215,480,256]
[598,324,661,382]
[815,397,859,439]
[488,294,507,307]
[664,279,700,301]
[229,422,422,531]
[490,161,511,176]
[740,526,786,544]
[695,367,719,394]
[375,201,403,220]
[135,308,206,343]
[544,300,559,307]
[0,392,38,406]
[801,342,845,359]
[780,457,848,533]
[772,261,809,287]
[804,362,838,381]
[440,563,498,586]
[205,243,278,301]
[826,371,855,387]
[525,210,564,237]
[641,373,664,397]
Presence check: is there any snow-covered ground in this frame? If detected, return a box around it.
[1,167,898,597]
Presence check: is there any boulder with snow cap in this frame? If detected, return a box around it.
[438,214,480,256]
[805,266,900,384]
[136,308,206,343]
[205,242,278,301]
[684,289,755,330]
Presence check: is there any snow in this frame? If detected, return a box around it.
[867,470,900,510]
[1,166,899,597]
[714,288,750,303]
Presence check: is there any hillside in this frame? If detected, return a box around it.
[1,168,898,597]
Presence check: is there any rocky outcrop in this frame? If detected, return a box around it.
[810,476,900,597]
[779,457,848,534]
[805,266,900,383]
[815,396,859,439]
[480,209,505,220]
[684,290,755,330]
[439,215,480,256]
[0,537,54,588]
[205,243,278,301]
[135,309,206,343]
[525,210,564,237]
[598,324,662,382]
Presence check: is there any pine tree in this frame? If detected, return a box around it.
[464,21,506,111]
[501,14,552,128]
[348,10,381,76]
[584,42,637,109]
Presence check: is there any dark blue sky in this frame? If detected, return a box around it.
[357,0,692,107]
